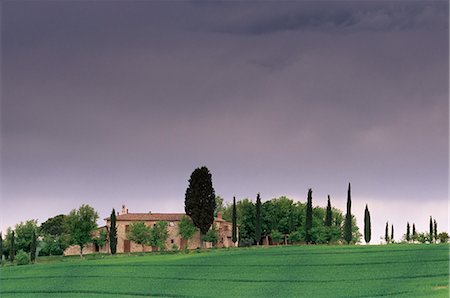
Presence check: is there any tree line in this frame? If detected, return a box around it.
[219,184,362,246]
[1,166,448,265]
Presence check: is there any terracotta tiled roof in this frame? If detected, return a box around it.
[105,213,227,222]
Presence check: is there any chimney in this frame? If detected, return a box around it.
[217,212,222,219]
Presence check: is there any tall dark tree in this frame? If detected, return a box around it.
[385,222,389,243]
[325,195,333,243]
[429,216,433,243]
[406,222,411,242]
[255,194,262,245]
[412,223,417,240]
[232,197,237,244]
[185,167,216,246]
[364,204,371,244]
[325,195,332,227]
[10,231,15,262]
[305,188,313,244]
[30,230,37,262]
[343,183,353,244]
[391,225,394,242]
[109,208,117,254]
[0,233,3,260]
[433,219,437,242]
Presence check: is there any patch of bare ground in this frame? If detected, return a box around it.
[432,285,448,290]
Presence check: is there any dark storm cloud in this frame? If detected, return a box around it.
[1,1,448,240]
[198,1,448,35]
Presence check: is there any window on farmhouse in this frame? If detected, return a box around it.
[171,239,174,244]
[125,225,129,233]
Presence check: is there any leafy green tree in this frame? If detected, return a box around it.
[67,204,99,256]
[185,167,216,247]
[406,222,411,242]
[385,222,389,243]
[433,220,437,242]
[203,225,218,246]
[261,197,298,237]
[214,196,225,217]
[255,193,262,245]
[127,222,151,252]
[3,228,12,260]
[109,208,117,254]
[364,204,371,244]
[96,230,107,251]
[15,220,39,253]
[271,230,283,244]
[40,215,70,255]
[235,199,255,246]
[438,232,449,243]
[232,197,237,244]
[39,235,66,256]
[30,231,37,262]
[305,189,313,244]
[150,221,169,251]
[391,225,394,243]
[343,183,353,244]
[178,216,197,249]
[415,232,428,244]
[41,215,68,236]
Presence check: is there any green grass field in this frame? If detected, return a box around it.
[1,244,448,297]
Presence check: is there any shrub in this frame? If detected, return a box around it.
[271,230,283,244]
[288,230,302,243]
[15,250,30,266]
[171,244,179,251]
[202,226,218,246]
[238,238,254,247]
[438,232,449,243]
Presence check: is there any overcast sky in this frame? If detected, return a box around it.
[1,1,448,242]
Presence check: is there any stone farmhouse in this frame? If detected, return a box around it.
[64,205,235,255]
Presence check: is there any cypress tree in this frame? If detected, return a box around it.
[109,208,117,254]
[10,231,15,262]
[391,225,394,242]
[364,204,371,244]
[185,166,216,246]
[232,196,237,244]
[406,222,410,242]
[385,222,389,243]
[412,223,416,241]
[30,230,37,262]
[305,188,313,244]
[325,195,333,243]
[0,233,3,261]
[433,220,437,242]
[343,183,352,244]
[429,216,433,243]
[325,195,332,227]
[255,193,262,245]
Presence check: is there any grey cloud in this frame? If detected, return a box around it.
[1,1,447,232]
[200,2,447,35]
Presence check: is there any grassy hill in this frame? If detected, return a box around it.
[1,244,448,297]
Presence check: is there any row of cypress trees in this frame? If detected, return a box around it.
[231,183,360,245]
